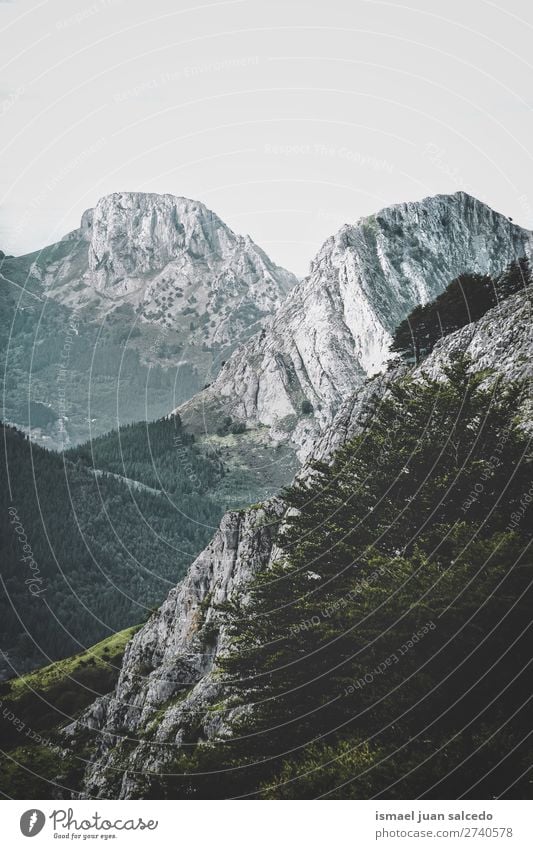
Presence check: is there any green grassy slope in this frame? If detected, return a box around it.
[0,626,137,799]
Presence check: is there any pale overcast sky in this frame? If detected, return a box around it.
[1,0,533,275]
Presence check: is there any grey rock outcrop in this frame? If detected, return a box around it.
[29,191,297,348]
[66,280,532,799]
[66,503,285,798]
[178,192,531,459]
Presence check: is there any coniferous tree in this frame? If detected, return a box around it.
[392,259,531,363]
[154,356,533,799]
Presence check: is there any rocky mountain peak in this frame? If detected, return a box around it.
[37,191,298,349]
[178,192,532,458]
[66,279,533,800]
[83,192,235,290]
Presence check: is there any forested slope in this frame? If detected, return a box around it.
[0,420,224,676]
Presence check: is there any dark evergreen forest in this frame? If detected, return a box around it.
[392,258,531,363]
[146,358,533,799]
[0,418,225,676]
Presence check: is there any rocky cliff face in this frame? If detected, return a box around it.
[178,192,532,458]
[3,192,297,448]
[66,281,532,799]
[314,285,533,460]
[28,192,297,348]
[68,503,285,799]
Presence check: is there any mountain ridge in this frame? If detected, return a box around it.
[66,277,533,799]
[28,191,297,346]
[176,191,532,459]
[1,191,297,448]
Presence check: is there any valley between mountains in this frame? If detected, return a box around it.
[1,190,532,799]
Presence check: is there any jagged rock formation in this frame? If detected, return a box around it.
[29,192,296,347]
[177,192,532,459]
[1,192,296,448]
[68,503,285,798]
[67,281,532,799]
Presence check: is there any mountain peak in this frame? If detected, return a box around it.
[179,191,532,460]
[83,190,218,220]
[90,193,223,277]
[47,191,298,349]
[358,189,515,232]
[68,191,217,240]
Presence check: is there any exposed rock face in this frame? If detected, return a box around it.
[67,283,532,799]
[5,193,296,449]
[31,192,297,348]
[84,193,295,345]
[178,192,532,458]
[68,504,285,798]
[419,286,533,385]
[314,287,533,459]
[0,193,296,450]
